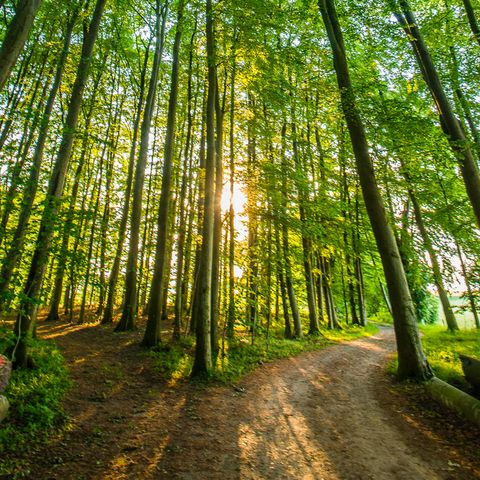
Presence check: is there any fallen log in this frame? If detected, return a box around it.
[424,376,480,427]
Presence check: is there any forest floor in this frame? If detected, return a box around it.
[10,320,480,479]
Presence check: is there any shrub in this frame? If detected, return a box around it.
[0,325,71,465]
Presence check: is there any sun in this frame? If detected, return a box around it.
[221,183,247,215]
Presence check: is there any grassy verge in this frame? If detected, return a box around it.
[387,324,480,390]
[419,325,480,391]
[150,323,379,384]
[0,326,71,475]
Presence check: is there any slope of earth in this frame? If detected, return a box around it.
[9,322,480,479]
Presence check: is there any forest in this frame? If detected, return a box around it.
[1,0,480,477]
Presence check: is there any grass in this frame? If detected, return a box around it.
[387,324,480,391]
[149,323,379,385]
[419,324,480,390]
[0,326,71,475]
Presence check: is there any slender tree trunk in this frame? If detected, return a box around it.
[462,0,480,46]
[246,95,258,337]
[393,0,480,229]
[226,44,236,338]
[407,186,458,331]
[354,192,367,326]
[210,78,225,359]
[144,0,185,346]
[116,0,168,332]
[12,0,107,368]
[315,253,326,324]
[279,121,302,338]
[79,161,104,324]
[191,0,216,377]
[455,242,480,329]
[0,0,43,92]
[173,23,197,339]
[276,227,292,339]
[97,112,119,317]
[319,0,432,381]
[101,43,150,325]
[0,11,78,311]
[291,121,319,334]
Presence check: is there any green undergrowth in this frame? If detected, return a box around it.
[388,324,480,391]
[0,326,71,474]
[149,323,378,385]
[420,325,480,390]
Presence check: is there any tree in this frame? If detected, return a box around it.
[392,0,480,229]
[115,0,168,332]
[190,0,217,377]
[11,0,107,368]
[144,0,185,347]
[0,0,43,91]
[318,0,432,381]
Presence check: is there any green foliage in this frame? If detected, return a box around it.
[215,324,378,383]
[149,324,378,384]
[412,288,438,325]
[419,325,480,390]
[0,326,71,465]
[148,336,195,383]
[388,325,480,390]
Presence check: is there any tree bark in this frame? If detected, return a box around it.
[407,186,458,331]
[462,0,480,46]
[143,0,185,346]
[0,0,43,92]
[116,0,168,332]
[191,0,216,377]
[12,0,107,368]
[319,0,432,381]
[393,0,480,229]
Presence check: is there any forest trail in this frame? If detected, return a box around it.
[25,322,480,480]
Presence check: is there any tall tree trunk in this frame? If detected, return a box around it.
[173,23,197,339]
[11,0,107,368]
[116,0,168,332]
[0,0,43,92]
[79,159,104,324]
[101,42,150,325]
[354,190,367,326]
[144,0,185,346]
[407,185,458,331]
[226,41,237,339]
[191,0,216,377]
[291,121,320,334]
[279,121,302,338]
[462,0,480,46]
[0,11,78,311]
[393,0,480,229]
[319,0,432,381]
[211,78,225,359]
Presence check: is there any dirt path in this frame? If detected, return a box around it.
[25,322,480,479]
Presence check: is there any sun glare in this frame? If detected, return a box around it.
[221,183,247,215]
[221,183,248,244]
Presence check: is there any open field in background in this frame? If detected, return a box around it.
[435,296,478,330]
